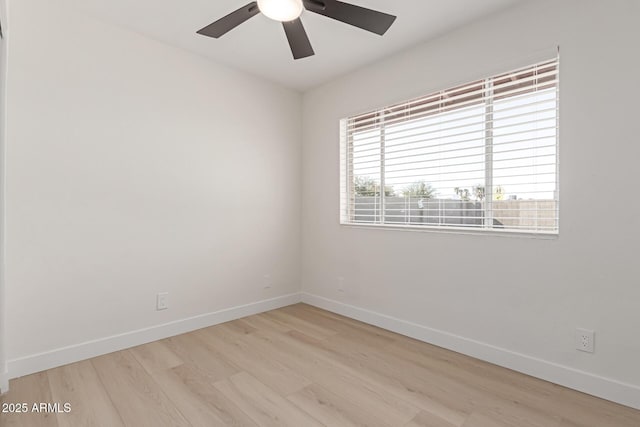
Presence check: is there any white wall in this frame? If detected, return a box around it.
[302,0,640,408]
[4,0,302,368]
[0,0,8,394]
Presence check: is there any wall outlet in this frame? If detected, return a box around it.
[337,276,345,293]
[576,328,595,353]
[263,274,272,290]
[156,292,169,311]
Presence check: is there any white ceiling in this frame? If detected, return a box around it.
[67,0,523,91]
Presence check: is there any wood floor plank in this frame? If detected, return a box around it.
[91,350,190,427]
[293,303,403,341]
[462,409,560,427]
[241,328,421,426]
[315,321,565,427]
[317,332,559,426]
[287,329,469,426]
[132,362,247,427]
[261,309,339,340]
[168,363,260,427]
[551,387,640,427]
[0,372,58,427]
[196,327,312,396]
[241,313,293,334]
[130,343,241,427]
[276,314,573,427]
[405,410,462,427]
[129,340,183,374]
[389,336,564,403]
[221,319,257,336]
[262,325,467,426]
[287,383,391,427]
[282,304,398,345]
[46,360,123,427]
[161,332,238,382]
[213,372,323,427]
[462,411,515,427]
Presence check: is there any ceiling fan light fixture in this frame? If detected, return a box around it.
[257,0,304,22]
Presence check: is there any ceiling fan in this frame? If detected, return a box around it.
[196,0,396,60]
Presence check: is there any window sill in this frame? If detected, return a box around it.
[339,222,559,240]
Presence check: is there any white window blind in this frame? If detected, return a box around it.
[340,57,559,234]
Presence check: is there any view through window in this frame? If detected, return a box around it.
[340,57,559,234]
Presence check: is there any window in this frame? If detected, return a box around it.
[340,57,559,234]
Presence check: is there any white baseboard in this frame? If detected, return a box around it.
[301,292,640,410]
[8,293,302,380]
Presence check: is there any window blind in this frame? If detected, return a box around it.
[340,57,559,234]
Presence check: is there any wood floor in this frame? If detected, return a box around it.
[2,304,640,427]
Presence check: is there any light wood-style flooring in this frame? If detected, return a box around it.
[2,304,639,426]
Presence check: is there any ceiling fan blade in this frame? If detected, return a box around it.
[197,2,260,38]
[282,18,315,60]
[303,0,396,35]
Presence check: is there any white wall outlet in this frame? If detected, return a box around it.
[156,292,169,311]
[337,276,345,293]
[576,328,595,353]
[263,274,272,290]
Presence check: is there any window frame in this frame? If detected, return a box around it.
[340,57,560,237]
